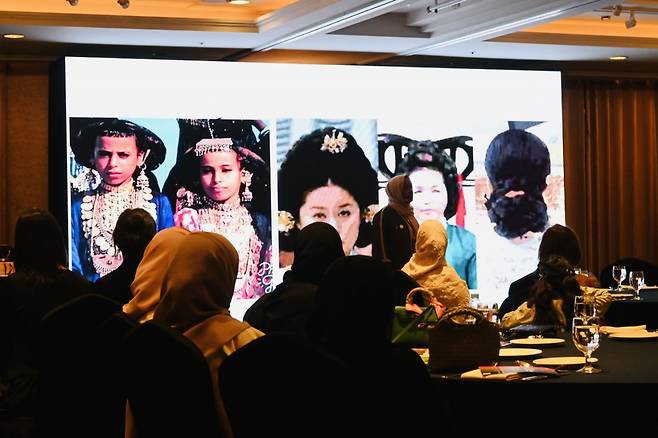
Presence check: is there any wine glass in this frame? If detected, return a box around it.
[629,271,645,300]
[612,265,627,291]
[572,316,601,374]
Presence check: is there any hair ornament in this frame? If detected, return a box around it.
[278,210,295,234]
[321,129,348,154]
[363,204,379,224]
[194,137,233,156]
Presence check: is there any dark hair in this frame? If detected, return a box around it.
[528,255,579,328]
[396,140,459,220]
[278,127,379,249]
[484,129,551,238]
[14,208,67,273]
[538,224,581,266]
[170,119,270,215]
[70,118,167,172]
[113,208,157,260]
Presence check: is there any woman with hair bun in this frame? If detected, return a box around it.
[278,126,379,266]
[484,129,551,241]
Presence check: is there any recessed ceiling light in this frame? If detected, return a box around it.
[226,0,251,4]
[600,15,611,21]
[2,33,25,39]
[609,55,628,61]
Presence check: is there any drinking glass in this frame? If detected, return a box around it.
[629,271,645,300]
[612,265,626,291]
[574,295,596,320]
[572,316,601,374]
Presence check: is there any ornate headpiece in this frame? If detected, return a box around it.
[320,129,348,154]
[194,138,234,156]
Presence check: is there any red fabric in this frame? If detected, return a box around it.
[456,173,466,227]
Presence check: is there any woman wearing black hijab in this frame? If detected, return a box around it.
[0,209,91,415]
[243,222,344,337]
[307,256,432,434]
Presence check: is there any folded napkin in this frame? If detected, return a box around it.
[599,324,646,335]
[461,369,512,380]
[461,366,558,381]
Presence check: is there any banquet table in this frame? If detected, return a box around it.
[429,330,658,433]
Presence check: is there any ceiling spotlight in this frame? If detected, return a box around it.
[67,0,79,5]
[612,4,622,16]
[609,55,628,61]
[117,0,129,8]
[600,15,611,20]
[2,33,25,39]
[625,11,636,29]
[226,0,251,4]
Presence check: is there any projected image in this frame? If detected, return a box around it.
[69,118,175,282]
[277,119,380,269]
[68,117,273,301]
[164,119,272,299]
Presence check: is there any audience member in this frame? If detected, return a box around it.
[122,227,189,322]
[498,224,598,320]
[372,174,418,270]
[402,220,470,309]
[0,209,91,415]
[94,208,156,305]
[500,255,579,330]
[307,255,431,434]
[153,232,263,437]
[244,222,344,337]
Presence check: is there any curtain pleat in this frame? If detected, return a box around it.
[564,79,658,278]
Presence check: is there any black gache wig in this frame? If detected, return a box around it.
[484,129,550,239]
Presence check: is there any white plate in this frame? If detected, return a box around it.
[533,356,598,367]
[498,348,543,358]
[510,338,565,347]
[609,331,658,340]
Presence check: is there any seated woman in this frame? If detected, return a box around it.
[402,220,469,309]
[94,208,156,305]
[498,223,599,321]
[372,174,418,270]
[501,255,580,330]
[243,222,344,337]
[1,209,91,415]
[153,232,263,437]
[307,255,431,434]
[122,227,190,322]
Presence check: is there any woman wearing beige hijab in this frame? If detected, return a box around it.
[402,220,469,309]
[372,175,419,269]
[123,227,190,322]
[153,232,263,437]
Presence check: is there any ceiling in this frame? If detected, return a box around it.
[1,0,657,69]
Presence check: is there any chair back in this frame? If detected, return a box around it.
[38,293,123,438]
[121,321,223,438]
[218,333,355,438]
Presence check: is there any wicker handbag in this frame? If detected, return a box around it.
[391,288,446,348]
[428,306,500,372]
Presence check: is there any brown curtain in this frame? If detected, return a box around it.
[563,78,658,278]
[0,62,50,245]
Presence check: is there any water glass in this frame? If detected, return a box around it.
[612,265,626,291]
[629,271,645,300]
[574,295,596,319]
[572,316,601,374]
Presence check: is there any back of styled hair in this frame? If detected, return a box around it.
[397,141,459,220]
[538,224,582,266]
[14,208,67,273]
[528,255,580,327]
[113,208,157,258]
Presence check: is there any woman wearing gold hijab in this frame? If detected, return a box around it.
[402,220,469,309]
[153,232,263,437]
[122,227,190,322]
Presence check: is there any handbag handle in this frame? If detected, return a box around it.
[405,287,435,306]
[438,306,489,326]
